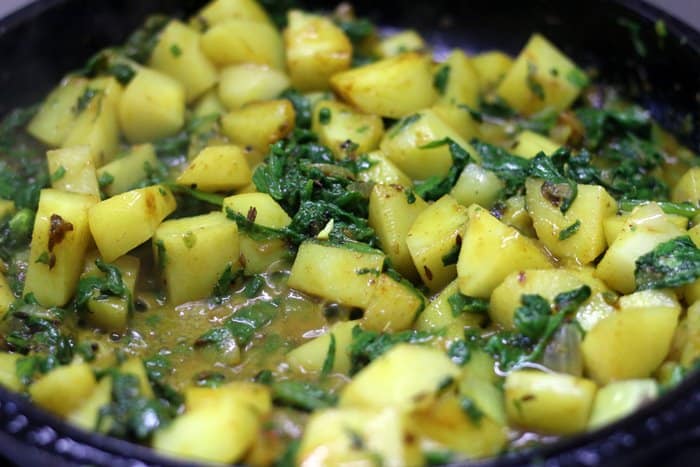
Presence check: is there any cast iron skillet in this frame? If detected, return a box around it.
[1,1,700,466]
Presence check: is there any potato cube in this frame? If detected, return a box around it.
[89,185,176,262]
[431,103,481,142]
[96,144,159,197]
[458,204,552,298]
[202,19,284,69]
[218,64,290,110]
[0,352,21,391]
[24,189,98,307]
[472,51,513,91]
[406,195,469,291]
[47,146,99,197]
[362,273,424,332]
[375,30,426,58]
[154,212,239,305]
[29,363,97,416]
[414,280,484,338]
[149,20,218,101]
[186,381,271,415]
[286,320,357,374]
[511,130,560,158]
[357,151,413,187]
[526,179,617,265]
[380,109,473,181]
[176,145,252,192]
[288,242,385,308]
[221,99,295,153]
[672,166,700,203]
[458,350,506,425]
[153,400,259,464]
[505,370,597,435]
[284,10,352,91]
[118,67,186,143]
[368,183,428,279]
[409,392,507,459]
[67,376,112,430]
[330,53,438,118]
[191,0,271,29]
[582,303,680,384]
[595,204,685,294]
[490,268,607,329]
[436,50,480,108]
[588,379,658,429]
[311,100,384,158]
[450,163,504,209]
[27,76,89,147]
[340,343,460,411]
[496,34,587,115]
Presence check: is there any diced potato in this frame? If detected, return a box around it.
[96,144,159,197]
[496,34,587,115]
[0,352,21,391]
[409,392,507,459]
[575,291,616,332]
[436,50,480,108]
[153,400,259,464]
[0,273,14,319]
[458,350,506,425]
[357,151,413,187]
[118,67,186,143]
[595,204,685,294]
[89,185,176,262]
[375,30,426,58]
[29,363,97,416]
[330,53,438,119]
[406,195,469,292]
[286,320,357,374]
[431,103,481,142]
[176,145,252,192]
[526,179,617,265]
[362,273,424,332]
[340,344,460,411]
[27,76,89,147]
[472,51,513,91]
[581,304,680,384]
[380,109,474,181]
[149,20,218,101]
[458,205,552,298]
[191,0,271,29]
[504,370,597,435]
[61,79,122,166]
[186,381,271,415]
[588,379,658,430]
[450,163,504,209]
[67,375,112,430]
[218,64,290,110]
[604,211,687,246]
[46,146,99,197]
[154,212,239,305]
[221,99,295,153]
[284,10,352,91]
[222,192,292,274]
[490,268,606,329]
[671,167,700,203]
[24,189,98,307]
[415,280,484,338]
[201,19,284,69]
[299,407,419,466]
[511,130,560,158]
[311,100,384,158]
[288,242,385,308]
[83,254,140,332]
[368,183,428,280]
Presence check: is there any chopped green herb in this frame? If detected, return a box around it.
[635,236,700,290]
[98,171,115,188]
[387,114,421,138]
[448,293,489,317]
[320,334,336,378]
[74,87,100,114]
[169,43,182,57]
[526,62,546,100]
[447,339,471,366]
[558,220,581,240]
[433,64,451,95]
[566,67,589,88]
[272,380,337,411]
[459,396,484,425]
[318,107,332,125]
[50,165,66,183]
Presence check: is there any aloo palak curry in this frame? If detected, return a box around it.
[0,0,698,464]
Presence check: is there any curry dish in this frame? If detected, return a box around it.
[0,0,698,465]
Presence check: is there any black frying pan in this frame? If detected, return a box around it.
[0,1,699,466]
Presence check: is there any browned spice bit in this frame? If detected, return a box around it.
[518,271,527,283]
[455,233,463,247]
[521,394,536,402]
[246,206,258,223]
[48,214,74,251]
[540,181,573,208]
[48,252,57,270]
[424,266,433,281]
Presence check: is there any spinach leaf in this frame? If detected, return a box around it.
[529,153,578,213]
[470,140,530,197]
[448,293,489,317]
[348,325,434,374]
[74,259,132,312]
[122,15,169,64]
[414,138,472,201]
[635,236,700,290]
[280,89,312,129]
[272,380,337,411]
